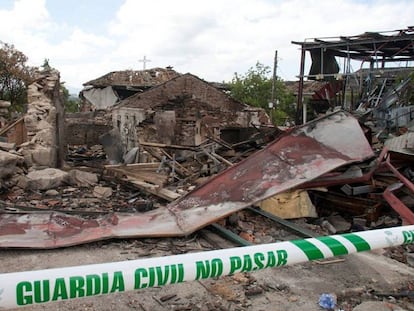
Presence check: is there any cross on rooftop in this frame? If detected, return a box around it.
[139,55,151,70]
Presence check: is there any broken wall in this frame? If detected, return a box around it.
[112,107,147,151]
[19,69,65,168]
[113,74,271,150]
[65,111,112,146]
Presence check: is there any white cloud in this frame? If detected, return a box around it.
[0,0,50,36]
[1,0,414,91]
[107,0,414,84]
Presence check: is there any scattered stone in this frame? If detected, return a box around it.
[244,287,263,297]
[45,189,59,196]
[254,234,273,244]
[0,100,11,108]
[0,142,16,151]
[20,144,56,168]
[26,168,69,190]
[63,187,77,193]
[46,199,61,207]
[0,150,24,179]
[239,231,255,243]
[69,169,98,187]
[208,282,238,301]
[237,220,255,232]
[232,273,249,284]
[93,186,113,199]
[321,220,337,234]
[371,216,400,228]
[407,252,414,268]
[353,217,367,230]
[159,294,177,302]
[288,295,299,302]
[327,214,351,232]
[228,213,239,226]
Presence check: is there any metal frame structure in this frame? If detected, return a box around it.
[292,27,414,124]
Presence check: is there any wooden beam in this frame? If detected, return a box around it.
[139,141,198,151]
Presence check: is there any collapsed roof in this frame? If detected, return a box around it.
[83,67,180,89]
[292,27,414,123]
[292,27,414,69]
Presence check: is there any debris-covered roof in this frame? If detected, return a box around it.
[292,27,414,62]
[83,67,180,87]
[115,73,252,111]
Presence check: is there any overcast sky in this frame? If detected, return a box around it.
[0,0,413,93]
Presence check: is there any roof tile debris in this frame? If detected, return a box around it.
[83,67,180,88]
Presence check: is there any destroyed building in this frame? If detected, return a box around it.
[80,67,180,110]
[65,67,181,148]
[292,27,414,125]
[111,73,271,152]
[1,27,414,311]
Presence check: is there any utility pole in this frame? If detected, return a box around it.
[269,50,278,124]
[138,55,151,70]
[271,50,278,104]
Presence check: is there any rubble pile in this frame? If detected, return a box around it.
[1,109,414,254]
[0,62,413,310]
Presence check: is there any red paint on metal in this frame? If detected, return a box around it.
[168,111,374,216]
[383,184,414,224]
[379,148,414,224]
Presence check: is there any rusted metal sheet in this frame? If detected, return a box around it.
[0,111,375,248]
[380,149,414,224]
[0,210,183,249]
[166,111,374,233]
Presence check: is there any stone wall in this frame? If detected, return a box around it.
[18,69,65,168]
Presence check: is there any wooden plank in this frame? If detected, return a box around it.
[126,178,181,202]
[211,152,234,167]
[159,149,191,176]
[104,163,160,169]
[105,166,168,186]
[139,141,198,151]
[143,147,189,178]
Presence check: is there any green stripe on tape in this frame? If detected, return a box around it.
[341,233,371,252]
[317,236,348,256]
[291,240,324,260]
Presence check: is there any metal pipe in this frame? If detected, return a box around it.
[296,47,306,125]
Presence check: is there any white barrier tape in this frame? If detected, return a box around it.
[0,225,413,309]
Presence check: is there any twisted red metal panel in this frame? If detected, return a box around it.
[0,111,375,248]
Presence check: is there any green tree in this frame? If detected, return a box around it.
[228,62,295,125]
[61,82,80,113]
[0,43,35,112]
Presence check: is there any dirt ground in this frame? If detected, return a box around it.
[1,232,414,311]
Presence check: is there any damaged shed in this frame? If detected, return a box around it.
[111,73,271,152]
[292,27,414,124]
